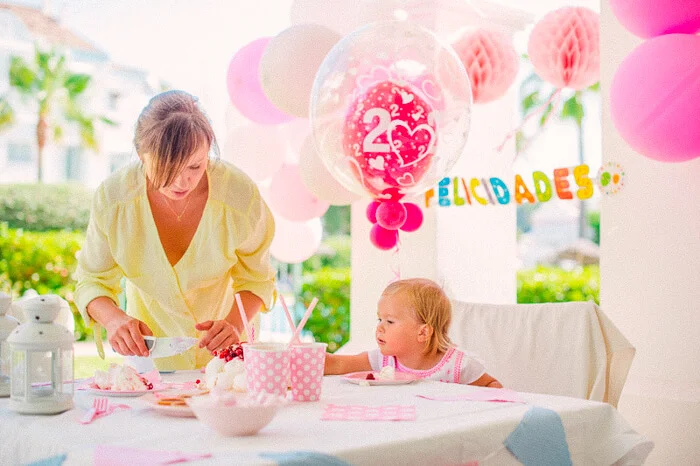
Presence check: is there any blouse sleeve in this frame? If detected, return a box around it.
[74,185,123,325]
[230,189,277,311]
[458,350,487,385]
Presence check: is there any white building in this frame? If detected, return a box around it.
[0,2,159,188]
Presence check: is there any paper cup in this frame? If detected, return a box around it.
[243,343,290,397]
[289,342,327,401]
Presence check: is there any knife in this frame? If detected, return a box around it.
[143,336,199,359]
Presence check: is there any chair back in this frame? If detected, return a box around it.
[449,300,635,407]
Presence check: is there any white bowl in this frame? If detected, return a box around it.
[186,395,281,436]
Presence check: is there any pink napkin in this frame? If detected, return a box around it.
[321,404,416,421]
[79,403,131,425]
[417,388,526,403]
[94,445,212,465]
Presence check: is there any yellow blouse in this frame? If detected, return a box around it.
[74,159,276,370]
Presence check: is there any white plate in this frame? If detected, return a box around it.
[86,384,167,397]
[140,393,196,417]
[342,371,421,386]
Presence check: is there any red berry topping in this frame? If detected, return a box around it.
[195,379,201,384]
[366,374,375,380]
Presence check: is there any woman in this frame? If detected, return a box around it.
[75,90,276,370]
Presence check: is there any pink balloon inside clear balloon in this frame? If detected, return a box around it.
[370,224,399,250]
[610,0,700,38]
[342,80,438,199]
[610,34,700,163]
[226,38,294,125]
[400,202,424,232]
[528,7,600,90]
[376,201,407,230]
[366,200,380,223]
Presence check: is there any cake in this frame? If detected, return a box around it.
[93,363,154,391]
[202,344,246,392]
[378,365,396,380]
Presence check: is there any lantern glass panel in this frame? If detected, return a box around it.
[11,350,26,398]
[28,351,56,398]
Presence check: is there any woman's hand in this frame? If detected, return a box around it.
[195,319,241,353]
[105,314,153,357]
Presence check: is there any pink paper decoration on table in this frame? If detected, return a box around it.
[94,445,211,466]
[528,7,600,91]
[610,34,700,163]
[226,38,293,125]
[321,404,416,421]
[452,28,519,104]
[609,0,700,39]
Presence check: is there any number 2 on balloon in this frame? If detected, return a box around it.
[362,108,391,153]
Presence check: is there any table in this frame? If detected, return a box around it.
[0,372,652,465]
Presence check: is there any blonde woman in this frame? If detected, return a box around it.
[75,90,276,370]
[325,278,502,387]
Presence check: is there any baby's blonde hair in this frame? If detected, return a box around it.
[381,278,453,354]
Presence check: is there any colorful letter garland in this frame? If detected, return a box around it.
[425,163,624,208]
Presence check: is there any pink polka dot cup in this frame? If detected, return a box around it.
[243,343,290,397]
[289,342,327,402]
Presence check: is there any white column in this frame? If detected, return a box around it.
[600,3,700,464]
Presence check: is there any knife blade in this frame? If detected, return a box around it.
[143,336,198,359]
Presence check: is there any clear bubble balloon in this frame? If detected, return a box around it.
[310,20,472,201]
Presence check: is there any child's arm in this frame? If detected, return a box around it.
[324,352,372,375]
[469,372,503,388]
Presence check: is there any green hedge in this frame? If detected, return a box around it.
[0,224,91,340]
[517,265,599,304]
[0,183,93,231]
[300,267,351,353]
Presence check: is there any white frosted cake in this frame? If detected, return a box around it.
[93,363,153,391]
[202,344,246,392]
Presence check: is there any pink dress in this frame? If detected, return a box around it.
[367,347,486,384]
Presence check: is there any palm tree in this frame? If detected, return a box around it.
[9,45,113,182]
[516,65,600,238]
[0,95,13,131]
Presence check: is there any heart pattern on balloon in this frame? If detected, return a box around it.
[342,80,438,197]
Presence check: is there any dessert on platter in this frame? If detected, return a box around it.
[93,363,154,391]
[202,344,246,392]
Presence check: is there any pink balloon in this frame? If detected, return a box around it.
[270,216,323,264]
[400,202,424,232]
[610,34,700,163]
[610,0,700,38]
[342,80,438,199]
[226,38,294,125]
[376,201,407,230]
[366,200,380,223]
[267,164,330,221]
[370,224,398,251]
[452,29,519,104]
[528,7,600,90]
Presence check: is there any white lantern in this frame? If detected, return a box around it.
[7,295,74,414]
[0,293,20,397]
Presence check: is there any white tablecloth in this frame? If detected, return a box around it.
[0,372,653,465]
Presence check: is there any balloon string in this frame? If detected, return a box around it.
[389,234,402,284]
[495,88,563,156]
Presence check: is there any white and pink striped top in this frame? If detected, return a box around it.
[367,347,486,385]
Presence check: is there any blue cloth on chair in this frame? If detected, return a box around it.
[260,451,350,465]
[504,406,572,466]
[25,454,68,466]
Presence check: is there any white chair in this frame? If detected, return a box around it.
[449,300,635,407]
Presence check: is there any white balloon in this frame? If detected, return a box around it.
[223,125,286,182]
[270,216,323,264]
[267,163,330,222]
[259,24,341,118]
[298,134,360,206]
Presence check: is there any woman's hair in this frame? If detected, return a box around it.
[382,278,453,354]
[134,90,219,189]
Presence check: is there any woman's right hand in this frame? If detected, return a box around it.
[105,314,153,357]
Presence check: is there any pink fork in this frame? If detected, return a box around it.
[81,397,108,424]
